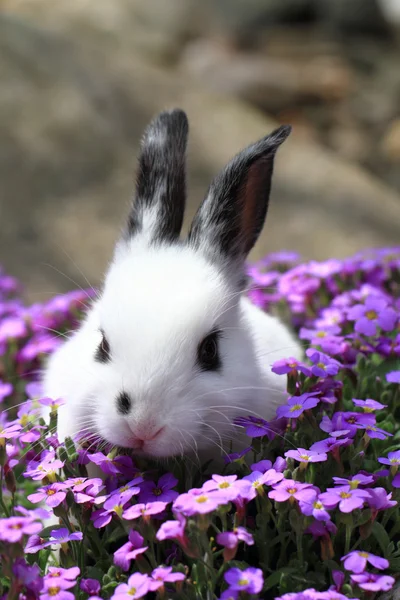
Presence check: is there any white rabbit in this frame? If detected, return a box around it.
[42,109,302,463]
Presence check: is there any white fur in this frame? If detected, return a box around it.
[43,238,302,462]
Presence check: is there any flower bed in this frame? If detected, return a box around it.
[0,247,399,600]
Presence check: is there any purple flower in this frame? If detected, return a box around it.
[224,446,252,464]
[285,448,328,464]
[123,501,167,521]
[352,398,387,412]
[305,349,341,377]
[332,473,374,488]
[24,453,64,481]
[40,577,76,600]
[271,357,311,376]
[350,573,395,592]
[65,476,103,491]
[219,590,239,600]
[342,551,389,573]
[0,316,27,341]
[299,325,342,345]
[28,482,67,507]
[233,416,272,438]
[273,456,288,472]
[156,513,186,543]
[112,572,150,600]
[0,380,13,402]
[80,579,101,595]
[276,392,320,419]
[367,487,397,510]
[0,516,42,543]
[364,424,392,439]
[224,567,263,594]
[92,489,139,528]
[114,530,148,571]
[139,473,178,504]
[0,423,22,445]
[299,490,331,521]
[47,567,80,581]
[88,452,123,475]
[250,459,272,472]
[149,567,185,591]
[26,381,43,399]
[203,474,253,502]
[15,505,49,520]
[13,558,43,594]
[387,370,400,383]
[306,520,337,539]
[320,412,375,437]
[241,469,283,501]
[25,534,50,554]
[268,479,314,502]
[217,527,254,549]
[38,396,65,410]
[331,570,345,592]
[347,296,397,336]
[47,528,83,545]
[316,593,357,600]
[173,488,228,516]
[310,437,350,453]
[319,486,371,513]
[393,473,400,487]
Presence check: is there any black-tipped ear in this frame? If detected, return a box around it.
[127,109,188,244]
[188,125,290,264]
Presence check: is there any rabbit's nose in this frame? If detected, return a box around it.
[132,423,165,442]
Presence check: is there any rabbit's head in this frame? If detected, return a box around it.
[64,110,291,458]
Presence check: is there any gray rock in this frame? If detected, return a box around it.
[379,580,400,600]
[0,5,399,303]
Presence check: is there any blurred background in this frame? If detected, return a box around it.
[0,0,399,302]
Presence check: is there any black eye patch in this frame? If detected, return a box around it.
[197,330,221,372]
[95,331,111,363]
[117,391,132,415]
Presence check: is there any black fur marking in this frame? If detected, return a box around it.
[117,391,132,415]
[95,332,111,364]
[188,125,291,264]
[127,109,188,244]
[197,330,222,372]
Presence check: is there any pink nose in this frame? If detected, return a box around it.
[133,424,165,443]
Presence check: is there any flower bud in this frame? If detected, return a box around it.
[4,464,16,494]
[65,437,78,461]
[57,447,69,463]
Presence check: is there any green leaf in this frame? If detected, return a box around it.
[264,568,298,590]
[372,521,391,555]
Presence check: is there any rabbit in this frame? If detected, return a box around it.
[42,108,302,465]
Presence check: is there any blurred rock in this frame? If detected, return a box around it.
[328,124,371,163]
[181,40,352,112]
[379,0,400,24]
[206,0,314,46]
[317,0,391,36]
[381,119,400,162]
[0,5,399,302]
[379,580,400,600]
[1,0,205,63]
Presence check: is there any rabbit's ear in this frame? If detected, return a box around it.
[127,109,188,244]
[188,125,290,268]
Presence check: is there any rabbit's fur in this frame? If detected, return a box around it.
[43,109,302,464]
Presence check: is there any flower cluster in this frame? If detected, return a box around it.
[0,248,399,599]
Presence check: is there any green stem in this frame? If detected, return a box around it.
[0,466,10,517]
[296,529,304,565]
[344,522,352,555]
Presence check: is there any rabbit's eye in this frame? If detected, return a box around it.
[95,332,111,363]
[117,391,131,415]
[198,331,221,372]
